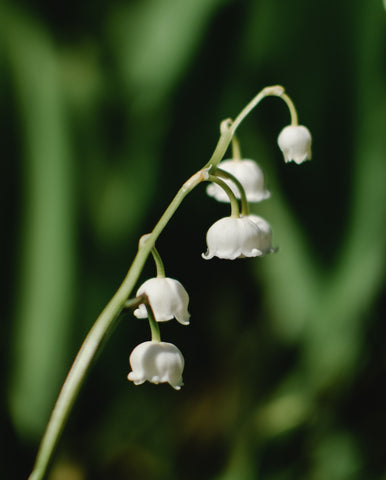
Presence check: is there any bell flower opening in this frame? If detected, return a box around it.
[277,125,312,164]
[134,277,190,325]
[206,158,270,203]
[202,216,265,260]
[128,341,184,390]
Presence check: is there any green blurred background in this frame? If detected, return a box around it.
[1,0,386,479]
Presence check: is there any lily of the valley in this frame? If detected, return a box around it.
[202,216,267,260]
[128,341,184,390]
[206,158,270,203]
[134,277,190,325]
[277,125,312,164]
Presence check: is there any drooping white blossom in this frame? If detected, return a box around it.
[134,277,190,325]
[202,216,265,260]
[277,125,312,164]
[206,159,270,203]
[127,341,184,390]
[247,214,276,255]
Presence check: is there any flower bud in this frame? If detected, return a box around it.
[134,277,190,325]
[128,341,184,390]
[277,125,312,164]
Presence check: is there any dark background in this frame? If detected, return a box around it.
[1,0,386,479]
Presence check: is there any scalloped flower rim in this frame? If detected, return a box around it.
[277,125,312,164]
[127,341,184,390]
[202,216,265,260]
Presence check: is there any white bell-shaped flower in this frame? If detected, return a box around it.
[247,214,276,255]
[202,216,265,260]
[206,159,270,203]
[128,341,184,390]
[134,277,190,325]
[277,125,312,164]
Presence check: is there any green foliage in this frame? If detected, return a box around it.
[1,0,386,479]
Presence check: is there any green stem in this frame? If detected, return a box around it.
[204,119,234,170]
[204,85,299,171]
[214,169,250,216]
[151,246,166,278]
[231,134,242,160]
[230,85,285,132]
[27,296,142,480]
[145,301,161,342]
[28,169,207,480]
[280,92,298,126]
[28,85,300,480]
[207,174,240,217]
[138,235,165,277]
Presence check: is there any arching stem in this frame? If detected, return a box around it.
[204,85,300,171]
[280,92,299,126]
[207,174,240,217]
[214,169,250,216]
[232,134,242,160]
[145,300,161,342]
[28,85,301,480]
[27,169,208,480]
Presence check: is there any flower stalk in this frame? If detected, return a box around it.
[231,134,242,161]
[145,300,161,342]
[27,170,206,480]
[207,174,240,217]
[280,92,299,126]
[204,84,300,171]
[214,168,250,216]
[28,85,306,480]
[151,246,166,278]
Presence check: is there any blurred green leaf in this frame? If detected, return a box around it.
[2,5,76,438]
